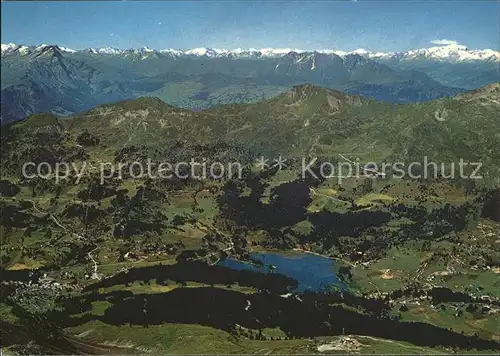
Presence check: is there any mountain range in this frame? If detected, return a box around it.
[2,42,499,62]
[1,43,498,124]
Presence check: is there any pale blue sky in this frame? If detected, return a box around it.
[1,1,499,51]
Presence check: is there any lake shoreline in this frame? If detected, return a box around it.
[218,250,347,292]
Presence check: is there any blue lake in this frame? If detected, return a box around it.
[218,251,346,292]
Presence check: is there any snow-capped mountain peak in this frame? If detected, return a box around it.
[59,46,76,53]
[350,48,370,55]
[160,48,185,56]
[31,44,76,54]
[139,46,154,53]
[1,43,32,55]
[88,47,123,55]
[259,48,306,56]
[184,47,230,57]
[400,43,498,62]
[184,47,210,56]
[1,43,18,52]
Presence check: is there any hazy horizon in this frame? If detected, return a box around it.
[2,0,499,52]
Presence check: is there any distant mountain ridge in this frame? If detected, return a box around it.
[2,42,499,62]
[2,42,498,124]
[4,83,499,176]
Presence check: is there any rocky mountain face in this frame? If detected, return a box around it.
[0,45,142,123]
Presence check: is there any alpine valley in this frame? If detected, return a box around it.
[1,41,500,355]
